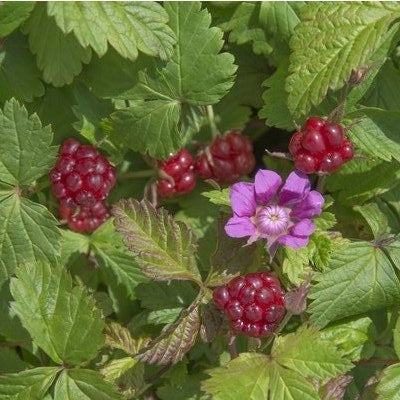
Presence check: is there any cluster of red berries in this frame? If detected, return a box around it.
[196,131,255,184]
[50,139,116,232]
[213,272,286,338]
[289,117,354,174]
[156,131,255,198]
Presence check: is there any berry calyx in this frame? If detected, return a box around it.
[156,149,196,198]
[59,201,109,233]
[196,130,255,184]
[50,139,116,207]
[213,272,286,338]
[289,117,354,174]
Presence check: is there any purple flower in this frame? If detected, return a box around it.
[225,169,324,257]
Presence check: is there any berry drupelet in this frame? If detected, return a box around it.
[289,117,354,174]
[213,272,286,338]
[157,149,197,198]
[50,139,116,207]
[196,130,255,184]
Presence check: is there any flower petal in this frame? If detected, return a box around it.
[254,169,282,205]
[277,234,309,248]
[230,182,256,217]
[290,219,315,237]
[291,190,324,219]
[225,216,256,238]
[279,170,311,206]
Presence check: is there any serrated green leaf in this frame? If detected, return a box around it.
[111,2,236,158]
[272,326,352,380]
[0,195,61,286]
[146,308,183,325]
[54,369,122,400]
[0,98,56,186]
[0,33,44,104]
[47,1,175,61]
[308,232,333,270]
[139,303,200,365]
[201,188,230,206]
[280,245,310,285]
[309,241,400,327]
[287,2,400,116]
[202,353,270,400]
[101,357,137,382]
[394,315,400,359]
[10,262,104,365]
[0,367,59,400]
[22,4,92,87]
[314,211,337,231]
[321,317,376,362]
[376,363,400,400]
[0,347,29,374]
[112,199,201,284]
[0,2,35,37]
[60,229,90,265]
[158,374,208,400]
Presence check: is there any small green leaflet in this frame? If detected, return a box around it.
[376,363,400,400]
[101,357,138,382]
[201,188,230,206]
[10,262,105,366]
[111,2,236,158]
[0,34,44,103]
[54,369,122,400]
[394,315,400,359]
[0,367,59,400]
[309,241,400,327]
[23,4,92,87]
[286,2,400,117]
[112,199,202,284]
[47,1,175,61]
[0,2,35,37]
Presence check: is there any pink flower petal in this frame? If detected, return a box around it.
[225,216,256,238]
[277,234,309,248]
[290,219,315,237]
[230,182,256,217]
[254,169,282,205]
[291,190,324,218]
[279,171,311,206]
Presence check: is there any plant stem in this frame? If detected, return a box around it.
[119,169,155,180]
[261,312,293,352]
[206,105,219,138]
[228,333,238,359]
[133,364,171,399]
[316,174,326,193]
[356,358,398,366]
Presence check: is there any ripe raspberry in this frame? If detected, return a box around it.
[196,131,255,184]
[59,201,109,233]
[289,117,354,174]
[213,272,286,338]
[50,139,116,207]
[156,149,196,198]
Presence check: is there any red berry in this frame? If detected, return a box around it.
[213,272,286,338]
[289,117,354,174]
[50,140,116,207]
[156,149,197,198]
[196,130,255,184]
[59,201,109,233]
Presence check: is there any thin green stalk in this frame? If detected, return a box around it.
[206,105,219,138]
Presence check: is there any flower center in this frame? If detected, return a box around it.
[255,205,289,236]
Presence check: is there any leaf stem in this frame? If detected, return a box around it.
[119,169,155,180]
[227,332,238,359]
[260,312,293,352]
[316,174,326,193]
[206,105,219,138]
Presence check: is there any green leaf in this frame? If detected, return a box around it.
[0,2,35,37]
[287,2,400,116]
[202,353,270,400]
[308,232,333,270]
[101,357,138,382]
[348,108,400,164]
[0,348,29,374]
[0,195,61,286]
[0,367,59,400]
[272,326,352,380]
[309,241,400,327]
[376,363,400,400]
[91,219,147,298]
[139,303,200,365]
[280,245,310,286]
[112,199,201,284]
[54,369,122,400]
[22,4,92,87]
[201,188,230,207]
[314,211,337,231]
[10,262,104,365]
[0,33,44,103]
[111,2,236,158]
[60,229,90,265]
[47,1,175,61]
[394,315,400,359]
[320,317,376,362]
[158,374,207,400]
[0,98,56,186]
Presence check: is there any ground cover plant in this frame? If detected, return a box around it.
[1,1,400,399]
